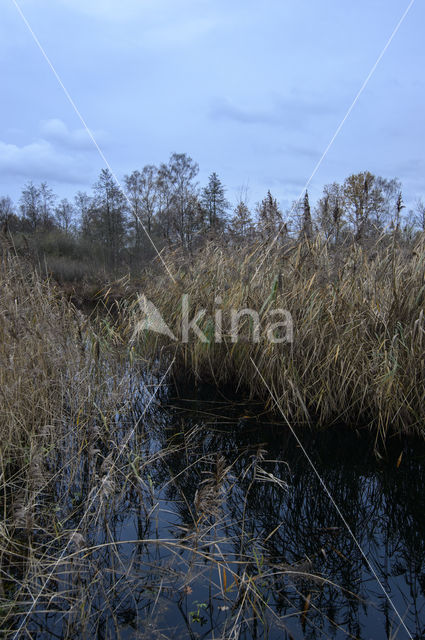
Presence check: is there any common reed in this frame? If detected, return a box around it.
[1,237,422,638]
[0,242,126,470]
[0,243,130,635]
[129,233,425,440]
[0,246,300,639]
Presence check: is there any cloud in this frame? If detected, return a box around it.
[0,119,108,185]
[211,99,280,125]
[40,119,104,151]
[285,143,321,160]
[210,94,337,128]
[252,139,320,161]
[0,138,94,184]
[263,174,309,191]
[48,0,218,49]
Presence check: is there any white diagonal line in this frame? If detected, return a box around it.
[11,0,177,284]
[249,357,413,639]
[252,0,415,281]
[11,359,175,640]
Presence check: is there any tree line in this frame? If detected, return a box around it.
[1,151,424,280]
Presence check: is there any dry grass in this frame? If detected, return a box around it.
[0,245,313,639]
[0,237,421,638]
[0,243,125,470]
[0,243,131,635]
[129,234,425,440]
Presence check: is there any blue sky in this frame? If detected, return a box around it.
[0,0,424,212]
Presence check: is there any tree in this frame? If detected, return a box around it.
[376,176,402,229]
[343,171,400,240]
[229,200,254,242]
[0,195,13,221]
[156,163,174,243]
[169,152,199,247]
[20,182,42,231]
[316,182,345,243]
[201,172,229,232]
[156,153,199,249]
[256,190,283,239]
[392,192,404,234]
[55,198,74,233]
[93,169,128,270]
[39,182,56,229]
[0,196,21,234]
[74,191,93,234]
[19,182,57,232]
[413,198,425,232]
[124,165,158,250]
[0,196,14,224]
[124,169,143,250]
[300,191,313,240]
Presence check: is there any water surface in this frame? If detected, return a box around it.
[22,383,425,640]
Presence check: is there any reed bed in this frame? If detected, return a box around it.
[129,234,425,440]
[0,244,131,636]
[0,243,126,475]
[0,242,421,638]
[0,246,318,639]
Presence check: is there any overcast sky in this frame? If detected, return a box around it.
[1,0,424,212]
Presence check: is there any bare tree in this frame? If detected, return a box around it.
[156,163,174,244]
[413,198,425,232]
[376,176,402,230]
[156,153,199,249]
[392,192,405,235]
[39,182,56,229]
[342,172,402,241]
[74,191,93,234]
[20,182,41,231]
[55,198,75,233]
[343,172,382,240]
[0,196,15,226]
[316,182,345,243]
[124,165,158,250]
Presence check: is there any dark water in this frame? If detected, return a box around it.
[19,383,425,640]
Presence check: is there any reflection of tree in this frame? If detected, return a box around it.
[159,398,425,639]
[16,390,425,639]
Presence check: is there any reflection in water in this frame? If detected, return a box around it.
[7,382,425,639]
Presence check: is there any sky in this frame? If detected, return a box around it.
[0,0,424,213]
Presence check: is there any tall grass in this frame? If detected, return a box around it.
[129,234,425,439]
[0,243,131,634]
[0,243,125,471]
[1,239,422,637]
[0,249,330,638]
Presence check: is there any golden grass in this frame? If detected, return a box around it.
[0,251,323,637]
[0,244,124,470]
[129,234,425,439]
[1,240,420,636]
[0,243,130,631]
